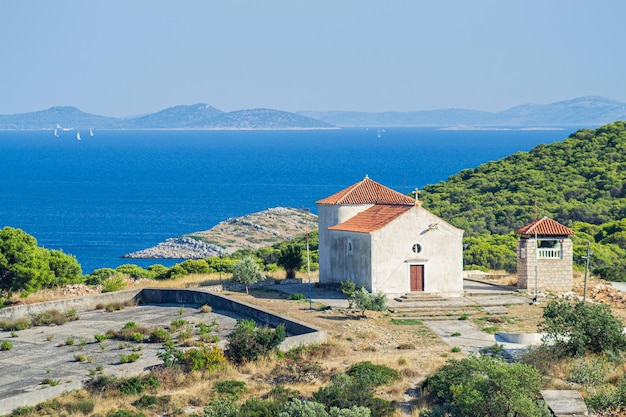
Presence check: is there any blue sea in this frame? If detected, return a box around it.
[0,127,576,273]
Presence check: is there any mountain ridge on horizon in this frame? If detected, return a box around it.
[1,96,625,130]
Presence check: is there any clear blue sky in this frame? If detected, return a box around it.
[1,1,624,117]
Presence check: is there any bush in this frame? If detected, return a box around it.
[0,317,31,331]
[351,287,387,316]
[346,361,400,387]
[183,344,227,371]
[540,300,626,357]
[214,379,247,396]
[584,376,626,414]
[226,319,286,364]
[421,355,549,417]
[86,268,116,285]
[149,327,170,343]
[101,274,127,293]
[120,353,141,364]
[1,340,13,351]
[313,372,394,417]
[32,309,73,326]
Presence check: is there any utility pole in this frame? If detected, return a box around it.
[583,242,592,303]
[305,208,312,311]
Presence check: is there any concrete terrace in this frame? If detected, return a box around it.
[0,288,326,416]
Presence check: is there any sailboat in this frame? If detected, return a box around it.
[89,128,94,136]
[54,129,59,137]
[377,129,381,138]
[76,132,81,141]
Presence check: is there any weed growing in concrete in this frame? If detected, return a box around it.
[94,333,108,343]
[41,378,60,386]
[120,353,141,364]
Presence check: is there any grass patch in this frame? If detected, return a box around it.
[390,319,423,326]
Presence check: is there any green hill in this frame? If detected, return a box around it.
[420,121,626,279]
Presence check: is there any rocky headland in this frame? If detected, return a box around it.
[122,207,318,260]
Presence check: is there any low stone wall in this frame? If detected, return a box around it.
[138,288,325,346]
[0,290,142,322]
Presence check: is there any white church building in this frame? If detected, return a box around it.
[316,176,464,296]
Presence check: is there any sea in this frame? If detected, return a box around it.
[0,127,578,274]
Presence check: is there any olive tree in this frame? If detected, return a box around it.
[232,256,264,293]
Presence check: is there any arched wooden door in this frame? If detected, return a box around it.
[410,264,424,292]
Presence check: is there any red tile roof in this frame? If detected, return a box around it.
[316,176,416,206]
[328,204,413,233]
[515,217,575,236]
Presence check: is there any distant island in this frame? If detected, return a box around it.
[1,96,625,130]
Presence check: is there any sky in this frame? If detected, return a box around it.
[1,1,625,117]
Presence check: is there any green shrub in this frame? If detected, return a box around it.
[313,372,394,417]
[289,293,306,301]
[32,309,70,326]
[421,355,549,417]
[214,379,247,396]
[120,353,141,364]
[584,376,626,414]
[149,327,170,343]
[0,317,31,331]
[183,344,227,371]
[157,339,184,367]
[540,300,626,357]
[94,333,108,343]
[120,375,159,395]
[350,287,387,316]
[101,274,127,293]
[225,319,286,364]
[346,361,400,387]
[169,318,186,331]
[1,340,13,351]
[86,268,116,285]
[567,356,607,387]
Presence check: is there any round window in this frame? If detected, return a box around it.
[412,243,422,254]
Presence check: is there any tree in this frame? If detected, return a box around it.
[232,256,265,293]
[540,300,626,357]
[0,227,83,296]
[278,244,303,279]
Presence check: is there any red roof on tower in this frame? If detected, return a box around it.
[316,176,416,206]
[515,217,575,236]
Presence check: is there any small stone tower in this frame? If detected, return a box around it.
[515,217,575,292]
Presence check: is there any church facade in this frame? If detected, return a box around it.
[316,176,464,296]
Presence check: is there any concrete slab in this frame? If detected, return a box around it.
[0,304,242,416]
[541,390,588,416]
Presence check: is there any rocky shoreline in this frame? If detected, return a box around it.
[122,207,318,260]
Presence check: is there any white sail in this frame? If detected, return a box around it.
[77,132,81,140]
[89,128,94,136]
[54,129,59,137]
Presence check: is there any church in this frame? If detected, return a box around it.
[316,176,464,296]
